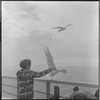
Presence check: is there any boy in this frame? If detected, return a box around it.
[16,59,55,99]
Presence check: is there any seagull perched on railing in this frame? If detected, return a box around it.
[52,24,73,32]
[43,45,67,80]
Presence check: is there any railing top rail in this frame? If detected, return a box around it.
[3,76,17,79]
[34,79,98,88]
[2,76,98,88]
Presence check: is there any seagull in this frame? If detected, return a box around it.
[43,45,67,80]
[52,24,73,32]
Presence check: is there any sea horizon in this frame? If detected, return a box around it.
[2,66,98,84]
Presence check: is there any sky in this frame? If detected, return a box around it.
[2,1,99,77]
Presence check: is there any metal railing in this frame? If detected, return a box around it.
[2,76,98,99]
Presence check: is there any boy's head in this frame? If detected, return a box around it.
[20,59,31,70]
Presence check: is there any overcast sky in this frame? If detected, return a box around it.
[2,1,99,76]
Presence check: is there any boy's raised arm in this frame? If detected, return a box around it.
[33,67,55,78]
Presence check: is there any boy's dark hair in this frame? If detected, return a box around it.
[20,59,31,69]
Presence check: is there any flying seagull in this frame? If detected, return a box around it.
[43,45,67,80]
[52,24,73,32]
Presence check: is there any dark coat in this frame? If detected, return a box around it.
[17,68,51,99]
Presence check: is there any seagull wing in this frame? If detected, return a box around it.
[52,27,62,29]
[43,45,57,69]
[65,24,73,27]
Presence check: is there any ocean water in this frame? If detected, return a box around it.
[40,66,98,84]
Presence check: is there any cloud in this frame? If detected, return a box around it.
[3,1,40,20]
[2,2,58,40]
[16,2,40,20]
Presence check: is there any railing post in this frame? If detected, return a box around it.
[46,82,50,99]
[54,86,60,99]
